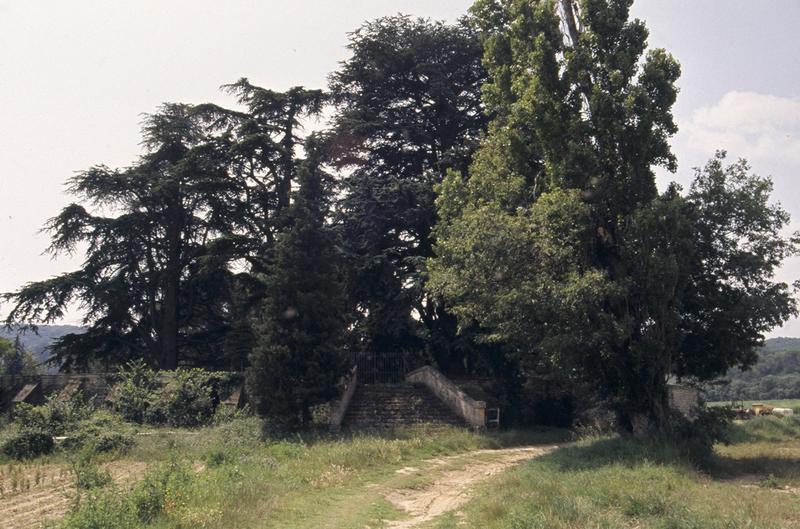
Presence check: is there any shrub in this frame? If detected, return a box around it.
[2,431,54,459]
[130,459,191,522]
[13,393,94,437]
[4,393,95,460]
[61,410,135,454]
[71,452,112,490]
[158,368,215,427]
[55,490,138,529]
[671,405,734,466]
[212,402,250,425]
[109,364,236,427]
[108,360,161,424]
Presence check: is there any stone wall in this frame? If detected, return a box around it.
[0,374,113,410]
[668,384,701,419]
[405,366,487,429]
[329,366,358,432]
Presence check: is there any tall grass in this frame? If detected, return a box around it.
[431,420,800,529]
[51,420,567,529]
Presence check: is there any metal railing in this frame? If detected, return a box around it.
[350,351,416,384]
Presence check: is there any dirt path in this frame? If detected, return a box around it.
[381,445,558,529]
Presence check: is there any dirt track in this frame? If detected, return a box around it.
[382,445,558,529]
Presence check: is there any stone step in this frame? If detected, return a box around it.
[343,383,466,429]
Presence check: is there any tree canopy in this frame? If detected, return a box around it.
[329,15,489,368]
[429,0,798,432]
[3,2,798,431]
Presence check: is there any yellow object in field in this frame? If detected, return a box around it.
[751,403,774,416]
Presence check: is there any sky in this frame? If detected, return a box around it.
[0,0,798,336]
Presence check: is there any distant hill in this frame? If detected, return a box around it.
[0,325,85,372]
[705,337,800,401]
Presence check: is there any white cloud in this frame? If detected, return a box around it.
[681,91,800,166]
[674,91,800,337]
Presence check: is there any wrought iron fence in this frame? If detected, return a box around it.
[350,351,418,384]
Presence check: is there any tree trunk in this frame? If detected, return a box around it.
[160,202,182,371]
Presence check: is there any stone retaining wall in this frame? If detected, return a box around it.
[406,366,487,429]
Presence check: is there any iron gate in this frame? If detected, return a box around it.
[350,351,419,384]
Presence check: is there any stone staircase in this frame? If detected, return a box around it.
[342,382,467,429]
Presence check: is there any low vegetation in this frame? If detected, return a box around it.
[45,421,565,529]
[430,417,800,529]
[3,389,798,529]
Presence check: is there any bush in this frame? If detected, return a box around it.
[130,459,191,522]
[4,393,95,460]
[55,490,138,529]
[71,451,112,490]
[108,363,238,427]
[13,393,94,437]
[2,430,54,459]
[107,360,161,424]
[671,406,734,466]
[157,369,215,427]
[63,411,136,454]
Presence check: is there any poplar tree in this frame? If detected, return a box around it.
[429,0,798,432]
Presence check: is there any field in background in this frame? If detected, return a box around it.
[709,399,800,410]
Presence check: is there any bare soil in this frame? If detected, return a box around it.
[0,460,147,529]
[382,445,558,529]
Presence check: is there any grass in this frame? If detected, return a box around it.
[428,416,800,529]
[9,410,800,528]
[48,419,567,529]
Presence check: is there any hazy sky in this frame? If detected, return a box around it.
[1,1,798,336]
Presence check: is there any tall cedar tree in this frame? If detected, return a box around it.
[3,83,324,371]
[329,16,489,368]
[196,80,327,366]
[246,138,348,425]
[3,105,237,370]
[429,0,798,432]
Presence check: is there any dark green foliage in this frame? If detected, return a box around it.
[670,406,735,466]
[63,411,136,454]
[0,335,39,375]
[158,368,215,427]
[12,393,95,437]
[330,15,489,365]
[3,81,325,371]
[108,360,161,424]
[3,393,94,459]
[430,0,799,432]
[677,155,800,380]
[108,362,237,427]
[3,104,240,370]
[247,139,348,426]
[2,431,54,459]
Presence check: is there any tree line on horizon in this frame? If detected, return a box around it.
[4,1,798,432]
